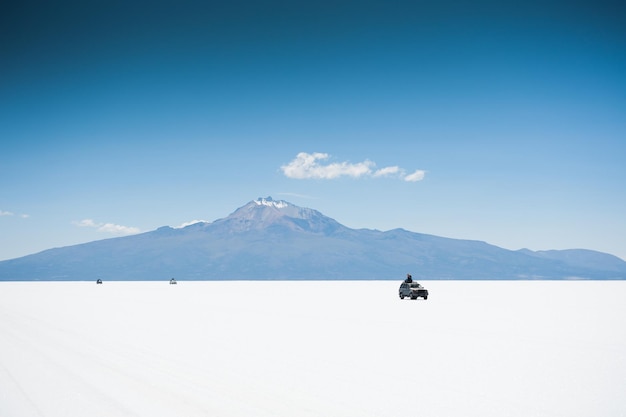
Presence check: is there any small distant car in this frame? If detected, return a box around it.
[399,282,428,300]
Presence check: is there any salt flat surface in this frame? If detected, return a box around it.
[1,281,625,417]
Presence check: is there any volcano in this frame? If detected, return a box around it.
[1,197,625,280]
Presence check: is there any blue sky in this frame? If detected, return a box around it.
[1,0,625,261]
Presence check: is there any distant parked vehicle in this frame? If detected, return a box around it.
[169,278,177,285]
[399,281,428,300]
[96,279,102,284]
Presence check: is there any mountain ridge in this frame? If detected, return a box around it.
[1,197,624,280]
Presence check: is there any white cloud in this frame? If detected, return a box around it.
[73,219,140,235]
[1,210,30,218]
[175,220,208,229]
[281,152,374,179]
[281,152,425,182]
[74,219,98,228]
[98,223,141,234]
[373,166,401,177]
[404,169,426,182]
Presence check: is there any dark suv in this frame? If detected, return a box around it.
[399,282,428,300]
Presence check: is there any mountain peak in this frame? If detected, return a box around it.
[208,196,343,235]
[253,196,289,209]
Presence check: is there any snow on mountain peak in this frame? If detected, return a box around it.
[254,197,289,209]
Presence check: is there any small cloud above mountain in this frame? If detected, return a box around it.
[281,152,425,182]
[73,219,140,235]
[175,220,208,228]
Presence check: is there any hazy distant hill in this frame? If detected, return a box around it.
[1,197,625,280]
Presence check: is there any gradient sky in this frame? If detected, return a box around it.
[1,0,625,262]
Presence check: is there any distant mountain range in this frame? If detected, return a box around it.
[1,197,625,280]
